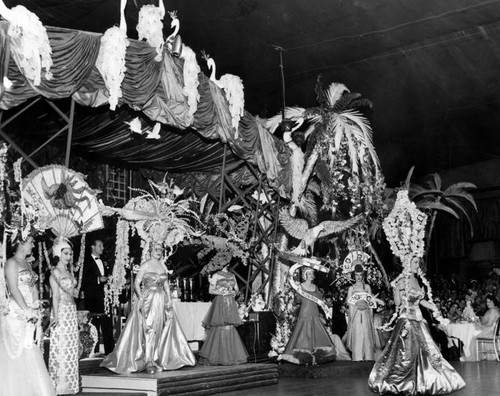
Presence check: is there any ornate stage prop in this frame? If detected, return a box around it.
[80,360,278,396]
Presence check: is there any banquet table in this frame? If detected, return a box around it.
[445,322,481,361]
[172,300,211,342]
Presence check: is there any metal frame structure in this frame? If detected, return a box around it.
[0,97,76,169]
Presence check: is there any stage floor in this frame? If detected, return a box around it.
[222,361,500,396]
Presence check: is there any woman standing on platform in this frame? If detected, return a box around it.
[199,264,248,365]
[101,243,196,374]
[368,257,466,395]
[0,237,56,396]
[280,267,350,365]
[48,238,79,395]
[345,264,380,361]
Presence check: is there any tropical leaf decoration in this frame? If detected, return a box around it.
[266,77,385,218]
[409,172,477,253]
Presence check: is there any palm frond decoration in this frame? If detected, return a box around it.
[409,172,477,257]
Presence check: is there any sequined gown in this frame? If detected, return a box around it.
[199,271,248,365]
[101,272,196,373]
[281,288,342,365]
[0,269,56,396]
[49,275,79,395]
[368,288,466,395]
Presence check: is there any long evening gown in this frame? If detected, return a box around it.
[199,270,248,365]
[0,269,56,396]
[281,287,349,365]
[346,285,380,361]
[49,275,79,395]
[101,272,196,373]
[368,287,466,395]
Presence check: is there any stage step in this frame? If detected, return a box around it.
[81,363,278,396]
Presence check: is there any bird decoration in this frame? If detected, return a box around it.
[125,117,143,134]
[202,51,245,139]
[166,10,182,57]
[145,122,161,139]
[280,207,363,256]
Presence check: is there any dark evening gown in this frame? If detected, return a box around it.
[199,270,248,365]
[368,288,466,395]
[101,272,196,373]
[280,288,340,365]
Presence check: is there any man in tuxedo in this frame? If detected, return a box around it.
[82,239,115,355]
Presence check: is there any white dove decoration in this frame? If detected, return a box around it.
[146,122,161,139]
[125,117,143,134]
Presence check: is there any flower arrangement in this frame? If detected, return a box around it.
[198,213,253,275]
[269,275,300,358]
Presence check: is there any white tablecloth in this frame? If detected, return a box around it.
[445,322,481,360]
[172,301,211,341]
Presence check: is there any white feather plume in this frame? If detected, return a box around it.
[325,82,349,107]
[180,45,201,118]
[136,3,165,61]
[217,74,245,135]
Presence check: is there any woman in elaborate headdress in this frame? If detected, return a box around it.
[101,180,198,374]
[101,242,196,374]
[345,262,381,361]
[280,267,350,365]
[0,236,56,396]
[368,190,465,395]
[48,237,79,395]
[198,263,248,366]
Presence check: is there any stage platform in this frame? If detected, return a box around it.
[80,360,278,396]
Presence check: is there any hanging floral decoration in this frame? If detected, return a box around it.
[104,177,202,313]
[96,0,129,110]
[268,274,300,358]
[0,2,53,86]
[198,212,253,275]
[136,0,165,61]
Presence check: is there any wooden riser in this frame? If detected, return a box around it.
[159,372,278,395]
[81,363,278,396]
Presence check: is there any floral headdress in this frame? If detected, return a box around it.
[382,189,427,267]
[105,177,202,311]
[378,189,448,330]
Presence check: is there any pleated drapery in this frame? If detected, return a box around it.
[0,21,290,192]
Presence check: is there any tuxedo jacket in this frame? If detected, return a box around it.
[82,255,112,314]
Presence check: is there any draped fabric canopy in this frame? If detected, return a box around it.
[0,21,290,189]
